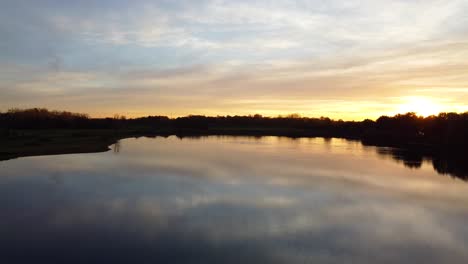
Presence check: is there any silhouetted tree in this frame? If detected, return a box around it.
[1,108,467,149]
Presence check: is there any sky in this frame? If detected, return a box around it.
[1,0,468,120]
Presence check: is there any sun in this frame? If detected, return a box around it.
[396,96,443,117]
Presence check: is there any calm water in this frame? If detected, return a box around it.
[1,136,468,264]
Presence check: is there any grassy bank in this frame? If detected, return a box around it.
[0,128,344,161]
[0,129,143,161]
[0,127,448,161]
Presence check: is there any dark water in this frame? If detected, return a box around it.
[1,136,468,264]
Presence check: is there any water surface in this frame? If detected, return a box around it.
[1,136,468,263]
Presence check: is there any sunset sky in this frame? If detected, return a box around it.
[1,0,468,120]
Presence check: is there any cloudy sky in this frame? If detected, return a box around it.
[1,0,468,119]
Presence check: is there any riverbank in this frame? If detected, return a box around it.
[1,128,349,161]
[0,127,451,161]
[2,109,467,161]
[0,129,139,161]
[2,128,468,180]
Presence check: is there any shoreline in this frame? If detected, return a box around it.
[2,128,467,181]
[0,128,455,161]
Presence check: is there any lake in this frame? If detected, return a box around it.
[1,136,468,263]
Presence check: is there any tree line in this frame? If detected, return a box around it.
[1,108,467,149]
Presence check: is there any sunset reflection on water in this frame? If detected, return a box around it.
[1,136,468,264]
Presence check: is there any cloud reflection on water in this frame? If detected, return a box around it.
[1,136,468,263]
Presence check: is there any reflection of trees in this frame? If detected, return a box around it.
[389,149,423,169]
[113,141,121,154]
[375,147,468,181]
[432,154,468,181]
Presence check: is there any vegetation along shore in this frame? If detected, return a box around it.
[1,108,467,164]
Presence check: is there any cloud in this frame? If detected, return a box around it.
[0,0,467,118]
[2,38,468,119]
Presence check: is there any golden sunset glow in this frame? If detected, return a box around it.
[1,1,467,120]
[396,97,444,117]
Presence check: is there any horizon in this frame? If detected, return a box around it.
[1,1,468,119]
[2,2,468,262]
[3,107,467,122]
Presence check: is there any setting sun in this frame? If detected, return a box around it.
[396,97,444,117]
[2,1,468,263]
